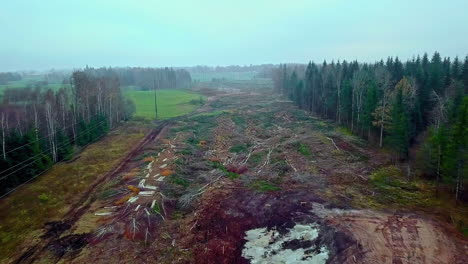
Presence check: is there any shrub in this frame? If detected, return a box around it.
[210,161,240,179]
[169,175,189,187]
[38,193,50,203]
[297,143,311,156]
[250,180,281,192]
[229,144,249,153]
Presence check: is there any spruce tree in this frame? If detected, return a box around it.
[388,79,411,159]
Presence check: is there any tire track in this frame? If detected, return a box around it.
[14,122,169,264]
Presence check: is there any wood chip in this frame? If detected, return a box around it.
[134,204,141,211]
[139,191,155,196]
[94,212,112,216]
[138,179,146,188]
[128,196,139,203]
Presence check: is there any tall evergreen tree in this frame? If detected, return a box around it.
[387,78,411,159]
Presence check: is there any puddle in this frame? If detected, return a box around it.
[242,223,329,264]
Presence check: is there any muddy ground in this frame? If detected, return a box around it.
[12,90,468,264]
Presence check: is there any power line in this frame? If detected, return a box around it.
[3,98,113,156]
[0,118,108,176]
[0,119,108,180]
[0,128,110,199]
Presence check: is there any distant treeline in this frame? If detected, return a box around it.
[1,67,193,91]
[86,67,192,90]
[186,64,275,73]
[0,72,21,85]
[274,52,467,200]
[0,70,135,196]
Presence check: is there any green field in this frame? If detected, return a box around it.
[124,89,203,119]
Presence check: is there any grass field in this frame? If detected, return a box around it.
[124,89,203,120]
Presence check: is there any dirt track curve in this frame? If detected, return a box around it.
[14,122,169,264]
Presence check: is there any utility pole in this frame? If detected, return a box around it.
[153,78,158,119]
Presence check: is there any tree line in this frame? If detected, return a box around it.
[0,70,135,196]
[273,52,467,200]
[0,72,21,85]
[108,67,192,90]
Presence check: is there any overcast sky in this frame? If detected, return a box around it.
[1,0,467,71]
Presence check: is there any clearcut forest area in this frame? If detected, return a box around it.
[0,55,467,264]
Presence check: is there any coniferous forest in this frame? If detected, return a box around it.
[273,52,467,200]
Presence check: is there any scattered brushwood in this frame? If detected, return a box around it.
[121,170,139,181]
[90,225,114,244]
[178,175,224,210]
[98,189,123,200]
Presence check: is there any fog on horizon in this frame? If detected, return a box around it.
[1,0,468,71]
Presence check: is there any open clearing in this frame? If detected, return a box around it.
[2,88,467,264]
[124,89,202,120]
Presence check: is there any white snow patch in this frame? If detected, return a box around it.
[242,223,329,264]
